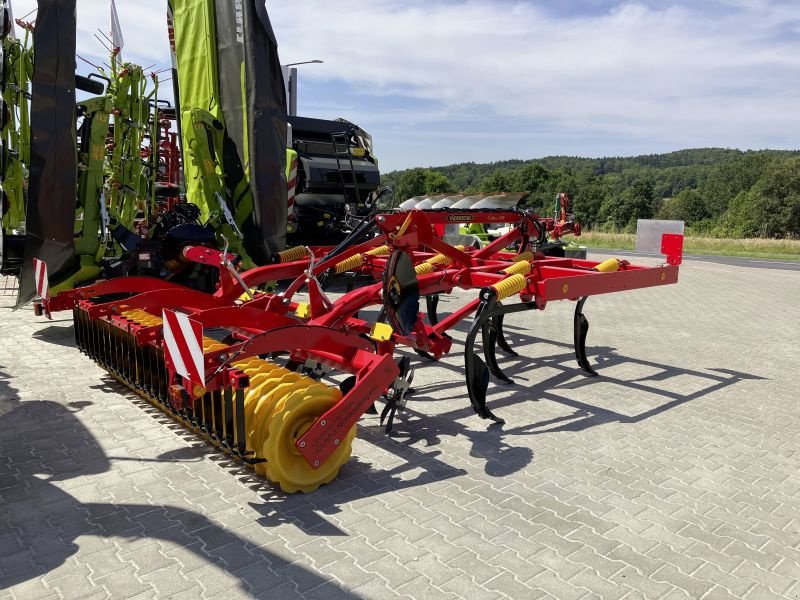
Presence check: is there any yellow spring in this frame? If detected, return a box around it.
[334,253,365,274]
[276,246,309,263]
[513,251,534,263]
[414,262,434,275]
[503,260,531,276]
[415,245,465,274]
[427,253,453,267]
[122,309,163,327]
[123,311,229,353]
[594,258,621,273]
[203,338,228,352]
[491,273,528,301]
[365,245,390,257]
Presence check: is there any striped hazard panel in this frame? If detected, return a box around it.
[162,309,205,385]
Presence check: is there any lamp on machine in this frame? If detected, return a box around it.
[281,60,324,116]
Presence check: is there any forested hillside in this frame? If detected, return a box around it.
[381,149,800,237]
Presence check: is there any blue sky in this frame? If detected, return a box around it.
[9,0,800,171]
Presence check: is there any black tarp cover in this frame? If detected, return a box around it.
[17,0,77,306]
[214,0,287,263]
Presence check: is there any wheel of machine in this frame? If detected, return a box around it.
[250,373,312,476]
[233,361,310,476]
[232,358,282,447]
[262,384,354,493]
[247,370,295,449]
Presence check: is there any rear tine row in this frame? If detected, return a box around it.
[73,306,255,464]
[462,295,600,423]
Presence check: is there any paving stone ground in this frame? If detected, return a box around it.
[1,256,799,599]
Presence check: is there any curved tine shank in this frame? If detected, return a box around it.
[426,294,440,325]
[481,318,513,384]
[494,314,518,356]
[574,296,598,376]
[465,304,506,423]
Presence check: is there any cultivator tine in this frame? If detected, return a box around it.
[84,313,95,358]
[131,342,142,391]
[574,296,598,376]
[426,294,440,325]
[144,362,155,400]
[110,325,120,377]
[83,314,93,358]
[223,387,234,450]
[141,345,152,397]
[103,321,113,370]
[494,315,517,357]
[110,324,121,376]
[79,309,88,352]
[96,320,105,366]
[464,302,505,423]
[380,356,414,433]
[118,329,128,382]
[234,387,246,455]
[95,320,104,365]
[481,318,513,384]
[96,319,108,368]
[96,319,104,363]
[152,347,163,400]
[159,349,170,403]
[210,390,223,443]
[124,332,137,385]
[198,391,210,435]
[379,401,397,432]
[465,352,503,423]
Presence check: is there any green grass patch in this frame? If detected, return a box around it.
[577,231,800,261]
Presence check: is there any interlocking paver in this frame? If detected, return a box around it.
[2,258,800,599]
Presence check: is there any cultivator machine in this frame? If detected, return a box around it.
[34,207,683,493]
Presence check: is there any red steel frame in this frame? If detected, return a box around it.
[45,208,682,471]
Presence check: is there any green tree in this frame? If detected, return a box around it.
[599,185,654,230]
[513,163,551,194]
[382,148,800,237]
[663,189,711,225]
[393,168,453,200]
[479,169,514,193]
[394,168,428,201]
[424,171,454,194]
[723,157,800,237]
[571,176,609,229]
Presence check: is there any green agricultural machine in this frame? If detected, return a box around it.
[6,0,382,306]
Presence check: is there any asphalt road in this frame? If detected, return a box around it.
[589,247,800,271]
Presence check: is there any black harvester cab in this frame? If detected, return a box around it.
[288,115,380,244]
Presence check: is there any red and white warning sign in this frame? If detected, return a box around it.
[32,258,52,319]
[33,258,49,300]
[162,309,205,385]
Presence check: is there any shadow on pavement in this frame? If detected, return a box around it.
[12,290,763,542]
[388,325,764,458]
[31,324,75,347]
[0,389,359,598]
[86,373,469,538]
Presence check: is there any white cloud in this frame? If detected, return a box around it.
[10,0,169,71]
[7,0,800,169]
[268,0,800,164]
